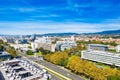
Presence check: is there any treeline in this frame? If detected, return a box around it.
[0,39,16,58]
[67,56,120,80]
[44,52,68,67]
[36,47,52,55]
[77,40,117,46]
[44,54,120,80]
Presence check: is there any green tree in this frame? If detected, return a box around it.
[7,48,16,58]
[107,76,120,80]
[28,46,32,49]
[26,50,33,55]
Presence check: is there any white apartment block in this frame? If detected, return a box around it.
[56,41,76,51]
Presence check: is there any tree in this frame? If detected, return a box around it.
[0,40,3,44]
[26,50,33,55]
[28,46,32,49]
[7,48,16,58]
[0,45,4,51]
[66,56,120,80]
[107,76,120,80]
[44,54,51,61]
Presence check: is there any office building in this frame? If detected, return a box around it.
[31,42,55,52]
[81,44,120,67]
[35,36,52,44]
[30,34,36,41]
[81,50,120,67]
[31,36,55,52]
[0,59,51,80]
[56,41,76,51]
[88,44,108,51]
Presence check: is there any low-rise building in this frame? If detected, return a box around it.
[0,59,51,80]
[10,44,31,50]
[0,51,11,60]
[81,50,120,67]
[81,44,120,67]
[88,44,108,51]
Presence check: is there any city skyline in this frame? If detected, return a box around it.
[0,0,120,34]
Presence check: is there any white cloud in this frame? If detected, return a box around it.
[0,20,120,35]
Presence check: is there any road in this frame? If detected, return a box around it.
[17,51,61,80]
[18,51,84,80]
[28,57,83,80]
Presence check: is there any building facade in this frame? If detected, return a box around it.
[88,44,108,51]
[81,50,120,67]
[116,45,120,53]
[0,51,11,60]
[56,41,76,51]
[31,42,55,52]
[0,59,51,80]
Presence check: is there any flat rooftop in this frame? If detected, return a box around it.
[83,50,120,57]
[0,59,51,80]
[0,51,10,56]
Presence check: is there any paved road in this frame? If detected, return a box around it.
[18,51,83,80]
[29,57,83,80]
[17,51,61,80]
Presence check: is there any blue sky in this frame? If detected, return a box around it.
[0,0,120,34]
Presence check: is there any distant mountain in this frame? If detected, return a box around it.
[95,30,120,34]
[42,33,79,37]
[0,30,120,37]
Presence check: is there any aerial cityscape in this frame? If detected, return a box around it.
[0,0,120,80]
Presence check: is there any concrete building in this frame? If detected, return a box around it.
[81,44,120,67]
[0,51,11,60]
[81,50,120,67]
[30,34,36,41]
[31,42,55,52]
[88,44,108,51]
[15,39,27,44]
[56,41,76,51]
[35,36,52,44]
[116,45,120,53]
[0,59,51,80]
[31,36,55,52]
[10,44,31,50]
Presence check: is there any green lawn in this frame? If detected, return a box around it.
[35,51,43,56]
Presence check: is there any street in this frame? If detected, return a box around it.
[18,50,84,80]
[29,57,83,80]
